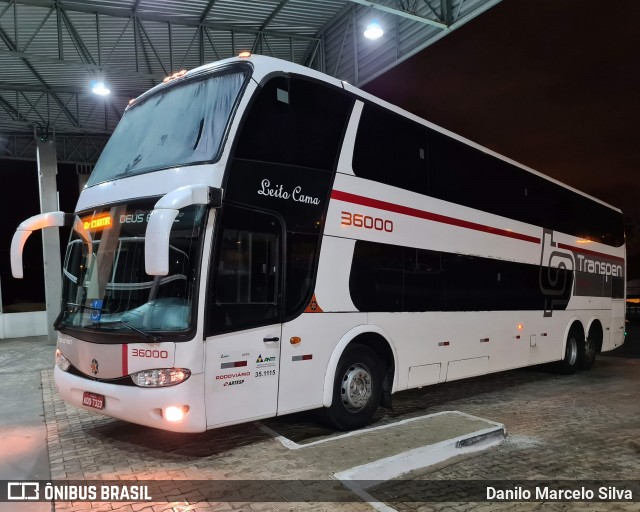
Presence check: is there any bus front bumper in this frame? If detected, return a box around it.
[53,366,207,433]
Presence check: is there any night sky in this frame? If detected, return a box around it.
[364,0,640,226]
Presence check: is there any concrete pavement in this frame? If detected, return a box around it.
[0,320,639,511]
[0,335,54,512]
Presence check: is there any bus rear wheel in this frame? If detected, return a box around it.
[559,327,580,374]
[578,334,597,370]
[320,344,382,431]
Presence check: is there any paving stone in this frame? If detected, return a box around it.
[39,352,640,512]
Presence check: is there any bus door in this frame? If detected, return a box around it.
[204,205,283,427]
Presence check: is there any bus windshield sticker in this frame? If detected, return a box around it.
[256,355,277,368]
[89,300,103,322]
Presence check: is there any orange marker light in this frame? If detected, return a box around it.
[517,324,524,331]
[238,51,251,58]
[290,337,301,345]
[163,69,188,83]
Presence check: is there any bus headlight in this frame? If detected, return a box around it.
[131,368,191,387]
[55,349,71,371]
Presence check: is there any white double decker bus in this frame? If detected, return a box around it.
[11,55,625,432]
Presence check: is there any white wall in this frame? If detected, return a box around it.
[0,312,48,339]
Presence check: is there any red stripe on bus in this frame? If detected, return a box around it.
[122,345,128,376]
[557,243,624,264]
[331,190,540,244]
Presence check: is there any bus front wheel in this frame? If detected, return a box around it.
[320,344,382,431]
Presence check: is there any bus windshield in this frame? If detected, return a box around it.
[87,65,250,186]
[57,201,207,340]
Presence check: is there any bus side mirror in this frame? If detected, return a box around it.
[145,185,222,276]
[10,212,93,279]
[11,212,67,278]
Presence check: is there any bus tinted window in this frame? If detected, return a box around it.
[612,277,625,299]
[428,130,528,222]
[426,128,624,247]
[89,68,249,186]
[285,233,320,317]
[209,207,322,331]
[235,76,352,171]
[443,254,497,311]
[403,249,444,311]
[209,205,281,334]
[352,104,427,193]
[350,241,573,313]
[351,111,623,247]
[349,242,403,312]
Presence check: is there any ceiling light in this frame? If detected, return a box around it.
[91,81,111,96]
[364,21,384,40]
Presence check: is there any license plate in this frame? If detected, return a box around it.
[82,391,105,410]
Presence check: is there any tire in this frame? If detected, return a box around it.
[320,344,382,431]
[559,328,580,374]
[578,334,597,371]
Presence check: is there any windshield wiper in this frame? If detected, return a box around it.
[94,320,159,342]
[193,118,205,149]
[118,320,159,342]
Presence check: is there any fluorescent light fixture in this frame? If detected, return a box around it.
[364,21,384,40]
[91,81,111,96]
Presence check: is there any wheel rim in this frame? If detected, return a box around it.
[567,337,578,366]
[340,363,373,412]
[584,337,595,361]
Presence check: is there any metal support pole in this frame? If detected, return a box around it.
[352,7,359,85]
[0,267,4,315]
[36,131,62,343]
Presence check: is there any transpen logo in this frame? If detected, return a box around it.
[540,229,575,273]
[539,229,574,317]
[575,254,623,281]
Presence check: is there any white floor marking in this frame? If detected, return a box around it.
[334,425,504,483]
[337,423,505,512]
[258,410,503,450]
[259,411,505,512]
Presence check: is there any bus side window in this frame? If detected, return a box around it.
[352,104,427,194]
[349,242,403,312]
[208,205,282,335]
[427,129,624,248]
[284,233,319,318]
[404,249,444,311]
[234,76,352,171]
